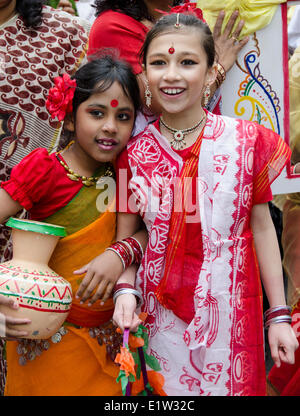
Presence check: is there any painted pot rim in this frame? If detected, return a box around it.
[6,218,67,238]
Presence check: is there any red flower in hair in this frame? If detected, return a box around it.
[46,73,76,121]
[158,2,205,23]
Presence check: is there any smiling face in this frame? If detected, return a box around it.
[144,28,216,125]
[69,81,135,166]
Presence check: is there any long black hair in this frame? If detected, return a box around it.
[72,55,141,120]
[93,0,182,22]
[16,0,44,28]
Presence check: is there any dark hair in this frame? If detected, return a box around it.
[72,55,141,119]
[140,13,215,68]
[16,0,44,28]
[93,0,182,22]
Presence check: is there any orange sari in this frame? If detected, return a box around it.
[5,189,122,396]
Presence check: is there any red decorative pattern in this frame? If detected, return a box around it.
[0,6,88,169]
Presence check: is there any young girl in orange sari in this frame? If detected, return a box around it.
[0,56,145,395]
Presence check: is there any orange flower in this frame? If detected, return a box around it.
[129,333,145,349]
[131,371,166,396]
[148,371,167,396]
[138,312,148,322]
[115,347,136,378]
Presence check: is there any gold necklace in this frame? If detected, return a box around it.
[56,151,114,187]
[160,114,206,150]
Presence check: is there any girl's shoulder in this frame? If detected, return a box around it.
[1,148,60,212]
[206,111,282,142]
[19,147,55,166]
[11,148,59,181]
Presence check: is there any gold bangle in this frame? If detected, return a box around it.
[217,62,226,83]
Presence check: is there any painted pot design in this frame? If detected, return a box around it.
[0,218,72,339]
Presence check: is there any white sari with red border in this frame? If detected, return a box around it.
[125,111,290,396]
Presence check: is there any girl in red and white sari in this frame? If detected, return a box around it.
[114,11,298,396]
[80,11,298,396]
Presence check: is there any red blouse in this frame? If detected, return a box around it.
[87,10,149,75]
[1,149,83,220]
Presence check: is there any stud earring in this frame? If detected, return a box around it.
[203,85,210,107]
[144,81,152,107]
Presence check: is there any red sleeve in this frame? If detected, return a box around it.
[252,123,291,205]
[87,10,148,75]
[1,148,56,211]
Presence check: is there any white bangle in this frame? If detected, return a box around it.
[291,162,300,175]
[113,288,143,308]
[130,236,144,258]
[105,247,126,270]
[265,315,292,329]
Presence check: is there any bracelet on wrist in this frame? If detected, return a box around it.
[264,305,292,329]
[291,163,300,175]
[113,283,135,293]
[113,288,143,308]
[215,62,226,89]
[265,315,292,329]
[105,247,126,270]
[105,237,144,271]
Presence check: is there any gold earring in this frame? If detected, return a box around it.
[203,85,210,107]
[145,82,152,107]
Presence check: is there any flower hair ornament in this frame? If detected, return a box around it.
[156,1,206,23]
[46,73,76,122]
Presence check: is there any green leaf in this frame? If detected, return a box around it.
[116,370,129,396]
[136,364,141,381]
[120,374,129,396]
[128,373,136,383]
[145,382,154,392]
[144,353,161,371]
[116,369,126,383]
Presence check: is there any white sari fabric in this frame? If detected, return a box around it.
[125,111,290,395]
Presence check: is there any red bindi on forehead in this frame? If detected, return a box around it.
[168,46,175,54]
[110,99,119,108]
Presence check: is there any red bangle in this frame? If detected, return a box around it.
[264,308,291,320]
[113,283,135,293]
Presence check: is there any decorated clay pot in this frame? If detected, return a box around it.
[0,218,72,339]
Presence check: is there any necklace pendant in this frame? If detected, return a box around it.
[170,138,186,151]
[67,173,80,182]
[173,130,184,141]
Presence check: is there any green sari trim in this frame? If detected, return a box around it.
[44,180,115,236]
